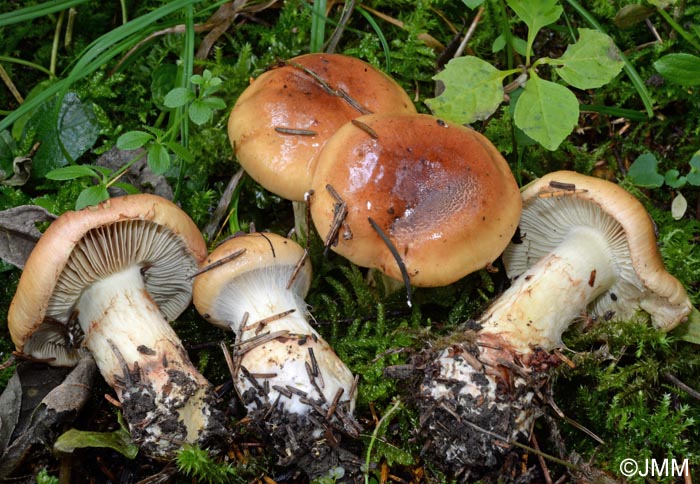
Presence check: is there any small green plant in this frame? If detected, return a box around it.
[36,468,59,484]
[627,150,700,219]
[427,0,624,150]
[43,69,226,209]
[176,445,243,484]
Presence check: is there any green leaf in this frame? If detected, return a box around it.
[163,87,194,108]
[54,427,138,459]
[425,56,510,124]
[165,141,194,163]
[555,29,624,89]
[151,64,178,111]
[513,74,579,150]
[25,92,100,179]
[188,100,213,126]
[614,4,654,29]
[116,130,153,150]
[507,0,563,60]
[201,96,226,110]
[45,165,98,181]
[111,182,140,194]
[654,53,700,86]
[687,151,700,186]
[75,185,110,210]
[627,153,664,188]
[462,0,486,8]
[674,307,700,345]
[147,143,171,174]
[664,169,686,188]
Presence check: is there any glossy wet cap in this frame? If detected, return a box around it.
[310,112,522,287]
[228,53,416,201]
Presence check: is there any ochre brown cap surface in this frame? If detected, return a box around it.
[310,112,522,287]
[9,194,207,352]
[228,53,416,201]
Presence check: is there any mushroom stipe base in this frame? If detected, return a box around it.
[115,355,227,459]
[414,336,559,482]
[240,392,362,482]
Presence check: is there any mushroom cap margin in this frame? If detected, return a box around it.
[8,194,207,351]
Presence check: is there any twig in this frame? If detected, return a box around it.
[189,248,246,279]
[203,168,245,241]
[454,6,485,58]
[323,184,348,254]
[367,216,412,308]
[286,249,309,289]
[664,372,700,401]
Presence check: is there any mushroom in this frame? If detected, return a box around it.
[417,171,692,479]
[228,52,416,202]
[8,194,224,459]
[309,112,522,288]
[192,232,359,477]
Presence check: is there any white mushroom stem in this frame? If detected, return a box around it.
[213,268,356,416]
[423,226,619,453]
[479,225,618,353]
[76,265,214,454]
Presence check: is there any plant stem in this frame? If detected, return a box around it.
[365,398,402,484]
[51,10,66,75]
[656,7,700,52]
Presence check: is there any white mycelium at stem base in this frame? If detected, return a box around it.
[419,172,692,480]
[77,266,214,449]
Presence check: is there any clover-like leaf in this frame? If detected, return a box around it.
[555,29,624,89]
[627,153,664,188]
[426,56,510,124]
[513,74,578,151]
[147,142,171,175]
[163,87,195,108]
[664,169,687,189]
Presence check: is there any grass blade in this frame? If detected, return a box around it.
[0,0,88,27]
[310,0,328,53]
[355,6,391,72]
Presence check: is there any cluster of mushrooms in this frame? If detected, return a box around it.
[6,53,694,482]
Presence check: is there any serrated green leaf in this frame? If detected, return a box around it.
[116,130,153,150]
[555,29,624,89]
[45,165,98,180]
[163,87,194,108]
[513,74,578,151]
[653,53,700,86]
[188,100,213,126]
[627,153,664,188]
[54,427,138,459]
[75,185,110,210]
[425,56,510,124]
[147,143,170,174]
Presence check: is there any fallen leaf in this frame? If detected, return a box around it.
[0,205,56,269]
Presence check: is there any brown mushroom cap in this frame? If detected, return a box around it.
[193,232,312,330]
[310,112,522,287]
[8,194,207,356]
[503,170,691,330]
[228,53,417,201]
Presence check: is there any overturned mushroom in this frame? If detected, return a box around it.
[417,171,692,480]
[8,194,224,459]
[310,112,522,288]
[192,232,359,478]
